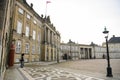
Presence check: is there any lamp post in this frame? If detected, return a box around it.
[103,27,113,77]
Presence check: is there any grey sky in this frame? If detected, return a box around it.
[26,0,120,45]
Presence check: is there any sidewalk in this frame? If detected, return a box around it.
[4,60,66,80]
[4,66,25,80]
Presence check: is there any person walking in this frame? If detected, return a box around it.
[20,53,24,68]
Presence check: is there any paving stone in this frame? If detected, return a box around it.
[19,66,104,80]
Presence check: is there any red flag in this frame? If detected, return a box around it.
[46,1,51,4]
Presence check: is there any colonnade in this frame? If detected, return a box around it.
[43,24,60,61]
[80,48,92,59]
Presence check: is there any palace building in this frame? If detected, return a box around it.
[0,0,60,79]
[11,0,43,63]
[60,40,94,60]
[8,0,61,64]
[41,17,61,61]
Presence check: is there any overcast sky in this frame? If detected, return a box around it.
[26,0,120,45]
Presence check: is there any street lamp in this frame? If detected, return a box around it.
[103,27,113,77]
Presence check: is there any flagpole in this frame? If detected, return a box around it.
[45,1,51,17]
[45,2,47,17]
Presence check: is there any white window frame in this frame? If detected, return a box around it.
[16,40,21,53]
[25,43,29,54]
[18,8,23,14]
[27,14,30,19]
[15,58,20,63]
[17,21,22,34]
[33,20,37,24]
[32,45,35,54]
[33,30,36,40]
[25,26,29,37]
[38,46,40,54]
[38,32,41,42]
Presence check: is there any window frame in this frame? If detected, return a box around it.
[32,45,35,54]
[33,30,36,40]
[16,40,21,53]
[17,21,22,34]
[25,25,29,37]
[26,14,30,19]
[25,43,29,54]
[18,8,23,14]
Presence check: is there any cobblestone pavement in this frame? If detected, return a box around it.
[19,66,104,80]
[4,59,120,80]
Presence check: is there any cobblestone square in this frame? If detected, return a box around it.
[18,59,120,80]
[19,66,104,80]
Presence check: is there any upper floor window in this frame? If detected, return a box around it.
[25,43,29,53]
[33,30,36,40]
[16,40,21,53]
[38,32,41,42]
[27,14,30,19]
[18,8,23,14]
[33,20,37,24]
[17,21,22,34]
[25,26,29,37]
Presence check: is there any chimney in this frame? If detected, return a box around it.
[30,3,33,8]
[113,35,115,37]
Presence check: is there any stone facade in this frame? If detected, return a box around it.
[41,18,61,61]
[102,35,120,59]
[0,0,60,78]
[60,40,93,60]
[92,35,120,59]
[9,0,61,63]
[11,0,43,63]
[92,45,106,59]
[0,0,14,79]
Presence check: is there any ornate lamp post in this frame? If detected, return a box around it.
[103,27,113,77]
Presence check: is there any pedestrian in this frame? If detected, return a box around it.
[20,53,24,68]
[102,54,105,59]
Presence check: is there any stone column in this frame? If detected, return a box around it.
[87,48,90,59]
[22,11,26,37]
[82,48,85,59]
[47,29,50,44]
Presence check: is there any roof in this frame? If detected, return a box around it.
[108,36,120,43]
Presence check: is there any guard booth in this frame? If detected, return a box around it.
[8,42,15,67]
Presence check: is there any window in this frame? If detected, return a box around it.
[25,26,29,37]
[27,14,30,19]
[32,45,35,54]
[38,32,41,42]
[32,58,34,62]
[17,21,22,34]
[18,8,23,14]
[38,46,40,54]
[33,20,36,24]
[33,30,36,40]
[16,40,21,53]
[15,58,20,63]
[25,43,29,53]
[24,58,28,62]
